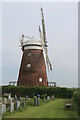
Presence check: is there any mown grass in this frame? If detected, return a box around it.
[3,98,78,118]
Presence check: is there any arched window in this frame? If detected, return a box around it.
[28,53,32,56]
[27,64,31,68]
[39,78,42,82]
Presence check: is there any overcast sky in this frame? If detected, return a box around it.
[1,2,78,88]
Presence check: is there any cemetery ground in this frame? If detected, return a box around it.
[2,98,78,118]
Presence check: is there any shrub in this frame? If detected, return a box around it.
[73,89,80,119]
[2,85,74,99]
[73,91,78,102]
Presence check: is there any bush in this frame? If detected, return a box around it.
[73,91,78,102]
[73,89,80,119]
[2,85,74,99]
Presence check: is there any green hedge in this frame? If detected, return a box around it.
[2,85,74,99]
[78,91,80,118]
[73,89,80,119]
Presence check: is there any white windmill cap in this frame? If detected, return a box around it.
[22,36,43,50]
[23,37,42,46]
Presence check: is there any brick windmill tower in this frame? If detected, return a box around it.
[17,8,52,86]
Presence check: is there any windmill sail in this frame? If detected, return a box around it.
[40,8,52,71]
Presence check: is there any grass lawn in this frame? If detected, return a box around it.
[3,99,78,118]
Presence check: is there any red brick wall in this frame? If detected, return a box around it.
[17,49,48,86]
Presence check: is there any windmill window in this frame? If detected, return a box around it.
[27,64,31,68]
[39,78,42,82]
[28,53,32,56]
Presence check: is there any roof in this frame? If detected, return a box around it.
[23,37,42,46]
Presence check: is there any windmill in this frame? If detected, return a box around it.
[39,8,52,71]
[17,8,52,86]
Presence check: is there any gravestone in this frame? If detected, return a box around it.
[47,96,50,101]
[37,98,40,106]
[45,94,47,99]
[6,94,12,104]
[43,98,45,103]
[15,95,18,101]
[34,98,37,106]
[8,95,11,99]
[16,101,20,111]
[19,97,22,102]
[51,95,55,100]
[37,94,40,98]
[4,98,7,104]
[25,95,28,100]
[1,104,6,114]
[10,102,14,112]
[9,98,13,103]
[52,95,55,100]
[23,100,25,108]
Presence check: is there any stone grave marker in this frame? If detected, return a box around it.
[50,95,55,100]
[4,98,7,104]
[34,97,37,106]
[1,104,6,114]
[19,97,22,102]
[16,101,20,111]
[47,96,50,101]
[37,94,40,98]
[15,95,18,101]
[37,94,40,106]
[37,98,40,106]
[8,94,11,99]
[23,99,25,108]
[52,95,55,100]
[45,94,47,99]
[43,98,45,103]
[10,102,14,112]
[25,95,28,100]
[9,97,13,103]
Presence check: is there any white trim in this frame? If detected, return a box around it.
[24,46,43,50]
[23,40,42,46]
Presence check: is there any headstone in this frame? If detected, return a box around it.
[37,98,40,106]
[37,94,40,98]
[4,98,7,104]
[43,98,45,103]
[45,94,47,99]
[10,102,14,112]
[19,97,22,102]
[47,96,50,101]
[13,97,16,104]
[1,104,6,114]
[25,95,28,100]
[51,95,55,100]
[9,98,13,103]
[16,101,20,111]
[8,95,11,99]
[34,98,37,106]
[23,100,25,108]
[15,95,17,101]
[52,95,55,100]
